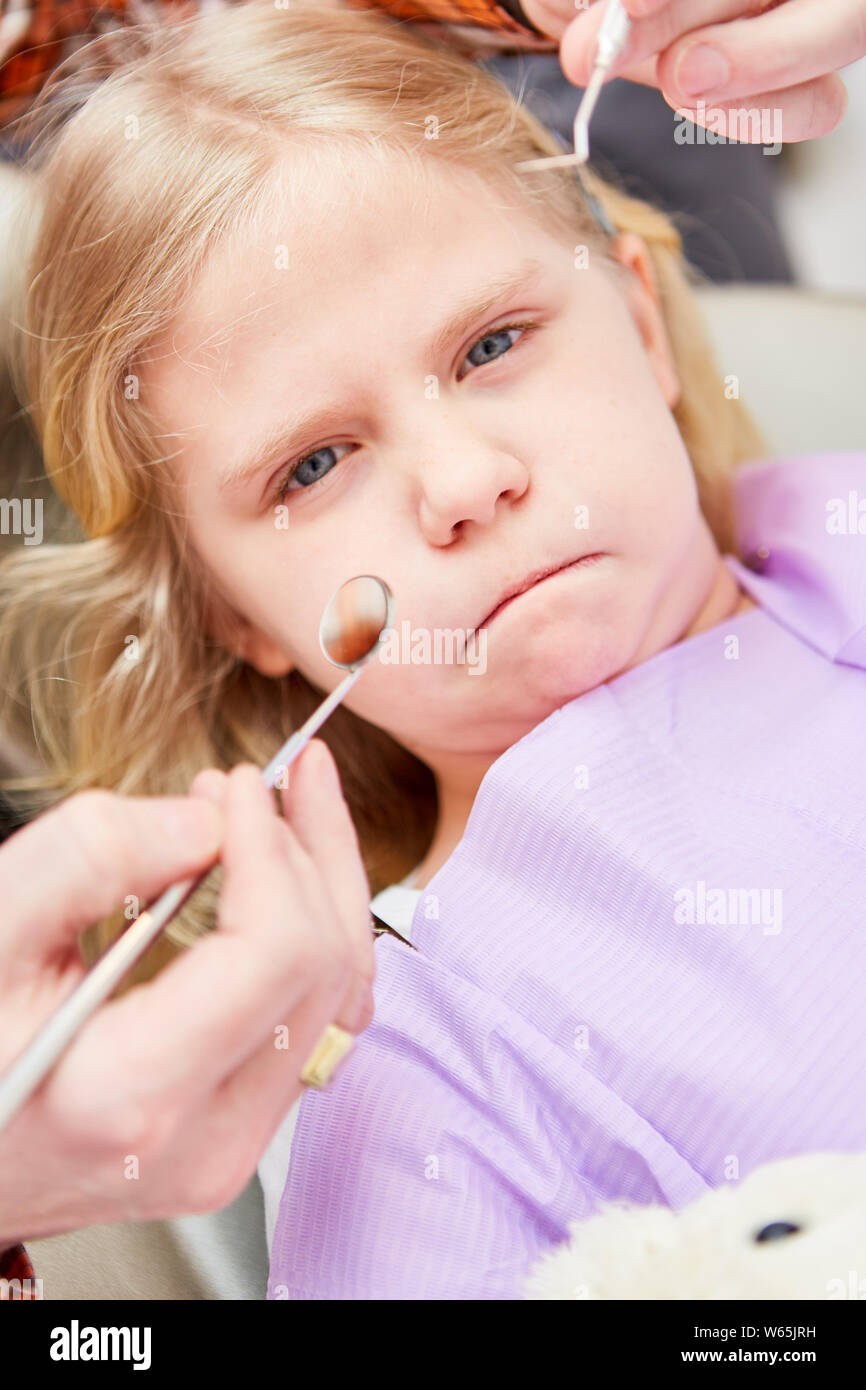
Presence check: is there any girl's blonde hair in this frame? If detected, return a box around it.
[0,0,764,984]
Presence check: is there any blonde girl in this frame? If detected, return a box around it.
[1,1,864,1297]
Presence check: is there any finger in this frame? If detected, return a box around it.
[87,763,353,1102]
[221,754,375,1041]
[189,767,228,805]
[604,54,663,87]
[219,762,374,1042]
[216,764,314,938]
[200,961,361,1169]
[280,741,373,950]
[147,962,360,1221]
[658,0,865,106]
[620,0,677,15]
[669,72,849,142]
[1,788,224,962]
[559,0,861,95]
[559,0,749,88]
[279,739,376,1031]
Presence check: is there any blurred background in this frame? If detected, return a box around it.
[774,58,866,294]
[478,50,866,294]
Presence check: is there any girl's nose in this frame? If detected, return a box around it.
[415,442,530,544]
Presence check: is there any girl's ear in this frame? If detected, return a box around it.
[203,591,295,677]
[610,232,681,411]
[234,624,296,678]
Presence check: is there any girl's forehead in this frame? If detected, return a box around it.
[145,156,567,377]
[215,147,557,284]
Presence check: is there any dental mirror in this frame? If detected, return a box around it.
[319,573,393,670]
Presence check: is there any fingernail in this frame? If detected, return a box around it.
[159,800,223,854]
[233,762,268,799]
[312,739,340,789]
[190,768,227,806]
[675,43,730,97]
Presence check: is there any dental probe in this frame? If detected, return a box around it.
[515,0,632,172]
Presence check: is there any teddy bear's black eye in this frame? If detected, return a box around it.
[753,1220,803,1243]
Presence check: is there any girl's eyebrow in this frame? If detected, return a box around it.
[218,256,548,496]
[428,256,548,359]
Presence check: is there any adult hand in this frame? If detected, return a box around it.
[521,0,863,142]
[0,740,375,1249]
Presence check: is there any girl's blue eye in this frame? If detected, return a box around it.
[274,319,535,501]
[294,446,340,488]
[276,442,352,499]
[462,323,525,372]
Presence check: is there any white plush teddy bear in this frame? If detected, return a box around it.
[523,1152,866,1300]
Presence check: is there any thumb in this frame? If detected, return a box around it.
[2,788,226,964]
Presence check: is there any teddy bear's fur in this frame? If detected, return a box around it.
[523,1152,866,1299]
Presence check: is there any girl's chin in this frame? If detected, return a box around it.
[482,623,625,686]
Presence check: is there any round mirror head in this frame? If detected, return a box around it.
[319,574,393,670]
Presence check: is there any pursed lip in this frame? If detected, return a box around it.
[475,553,604,633]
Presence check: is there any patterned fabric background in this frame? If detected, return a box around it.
[0,0,554,131]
